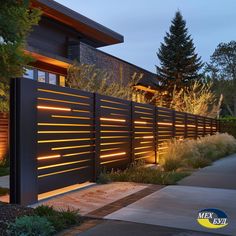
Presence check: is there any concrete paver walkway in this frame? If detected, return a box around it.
[179,154,236,189]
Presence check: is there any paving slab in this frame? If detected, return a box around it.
[0,175,9,189]
[178,154,236,189]
[105,186,236,236]
[77,220,225,236]
[35,182,149,215]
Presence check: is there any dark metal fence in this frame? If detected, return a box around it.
[10,78,219,205]
[0,113,8,162]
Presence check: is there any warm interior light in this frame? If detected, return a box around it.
[100,152,126,158]
[100,118,126,122]
[63,151,93,157]
[100,158,127,165]
[37,106,71,112]
[51,115,90,120]
[143,136,154,139]
[38,138,92,144]
[38,97,89,106]
[38,159,90,170]
[52,144,93,151]
[38,166,89,178]
[38,123,91,127]
[37,154,61,160]
[38,131,92,134]
[134,121,147,124]
[157,122,172,126]
[38,88,88,99]
[101,105,126,111]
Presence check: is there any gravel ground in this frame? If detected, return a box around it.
[0,202,34,236]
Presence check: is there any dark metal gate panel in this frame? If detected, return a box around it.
[96,94,132,170]
[36,83,95,193]
[132,102,156,163]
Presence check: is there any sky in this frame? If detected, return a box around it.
[57,0,236,73]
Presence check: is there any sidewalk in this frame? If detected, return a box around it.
[104,154,236,236]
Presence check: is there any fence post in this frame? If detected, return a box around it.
[130,101,135,163]
[210,119,213,135]
[195,116,198,139]
[184,113,188,139]
[172,110,176,138]
[94,93,101,180]
[10,78,38,205]
[154,107,158,164]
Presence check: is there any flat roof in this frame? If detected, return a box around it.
[32,0,124,47]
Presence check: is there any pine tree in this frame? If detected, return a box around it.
[156,11,203,91]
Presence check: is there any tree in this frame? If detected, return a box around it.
[0,0,41,80]
[0,0,41,112]
[206,41,236,116]
[169,81,222,118]
[156,11,203,92]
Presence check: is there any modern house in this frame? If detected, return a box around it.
[25,0,159,94]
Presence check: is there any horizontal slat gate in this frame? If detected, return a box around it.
[37,84,95,193]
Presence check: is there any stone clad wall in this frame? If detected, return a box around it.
[80,42,157,85]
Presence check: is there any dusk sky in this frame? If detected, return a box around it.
[57,0,236,73]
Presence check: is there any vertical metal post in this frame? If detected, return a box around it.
[94,93,101,180]
[184,113,188,139]
[10,78,38,205]
[155,107,158,164]
[130,101,135,163]
[172,110,176,138]
[195,116,198,139]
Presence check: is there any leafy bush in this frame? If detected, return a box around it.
[34,205,81,232]
[160,133,236,170]
[7,215,55,236]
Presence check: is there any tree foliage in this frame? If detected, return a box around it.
[206,41,236,116]
[156,11,203,92]
[67,63,151,103]
[0,0,41,112]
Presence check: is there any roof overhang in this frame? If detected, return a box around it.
[31,0,124,47]
[25,46,71,69]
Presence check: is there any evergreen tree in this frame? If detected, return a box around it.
[156,11,203,91]
[0,0,41,81]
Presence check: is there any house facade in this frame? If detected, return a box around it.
[25,0,158,93]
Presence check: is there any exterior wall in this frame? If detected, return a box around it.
[27,16,80,59]
[80,43,156,85]
[0,113,8,162]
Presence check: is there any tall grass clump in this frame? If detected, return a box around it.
[160,133,236,170]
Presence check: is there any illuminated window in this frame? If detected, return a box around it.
[59,75,66,87]
[49,73,57,85]
[24,68,34,79]
[38,71,46,83]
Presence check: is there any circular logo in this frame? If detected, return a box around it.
[197,208,228,229]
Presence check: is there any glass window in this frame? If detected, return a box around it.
[59,75,66,87]
[38,71,46,83]
[49,73,57,85]
[24,68,34,80]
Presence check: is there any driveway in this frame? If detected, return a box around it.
[78,154,236,236]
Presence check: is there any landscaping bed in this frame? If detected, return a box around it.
[0,202,84,236]
[99,133,236,185]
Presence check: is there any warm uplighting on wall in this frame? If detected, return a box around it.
[100,118,126,122]
[100,152,126,158]
[37,106,71,111]
[37,154,61,160]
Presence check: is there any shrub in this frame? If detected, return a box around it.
[34,205,80,232]
[160,133,236,170]
[7,215,55,236]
